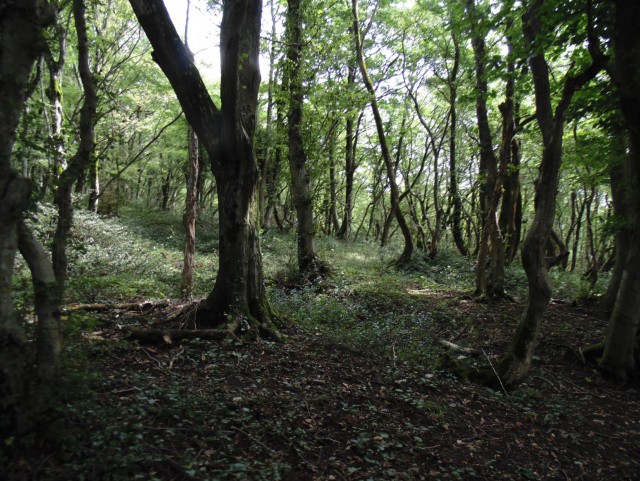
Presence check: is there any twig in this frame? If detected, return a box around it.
[140,346,163,368]
[482,349,508,396]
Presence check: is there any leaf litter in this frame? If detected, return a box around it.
[6,294,640,480]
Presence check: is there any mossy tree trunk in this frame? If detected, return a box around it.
[129,0,280,339]
[52,0,98,301]
[44,7,68,190]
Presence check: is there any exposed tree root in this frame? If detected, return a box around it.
[579,342,604,366]
[126,327,231,345]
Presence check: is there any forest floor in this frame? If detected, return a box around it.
[5,210,640,480]
[9,291,640,480]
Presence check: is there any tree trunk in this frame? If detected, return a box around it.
[448,31,467,257]
[181,126,199,299]
[180,1,200,300]
[600,0,640,381]
[328,129,341,235]
[0,0,55,435]
[466,0,498,227]
[52,0,97,300]
[498,31,522,265]
[352,0,413,265]
[286,0,319,273]
[467,0,503,297]
[496,0,604,388]
[584,186,599,287]
[87,154,100,212]
[569,191,586,272]
[44,9,68,184]
[337,63,358,241]
[600,128,632,312]
[17,221,62,379]
[260,0,279,229]
[129,0,280,339]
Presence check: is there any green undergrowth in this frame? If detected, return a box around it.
[13,202,604,360]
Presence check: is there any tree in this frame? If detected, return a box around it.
[597,0,640,382]
[128,0,280,339]
[285,0,320,273]
[180,0,201,300]
[336,61,359,240]
[466,0,507,298]
[447,30,468,257]
[52,0,98,300]
[494,0,604,388]
[351,0,413,265]
[0,0,61,434]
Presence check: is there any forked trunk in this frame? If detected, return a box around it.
[495,0,604,388]
[129,0,280,339]
[196,169,275,336]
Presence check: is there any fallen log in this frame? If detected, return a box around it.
[65,300,170,312]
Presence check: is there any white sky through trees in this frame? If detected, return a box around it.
[164,0,220,82]
[164,0,275,83]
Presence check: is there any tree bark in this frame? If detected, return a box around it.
[466,0,498,226]
[328,128,341,234]
[466,0,504,297]
[181,125,199,299]
[569,191,586,272]
[600,0,640,381]
[52,0,98,301]
[600,128,632,312]
[261,0,280,229]
[352,0,413,265]
[337,63,358,240]
[286,0,319,273]
[87,150,100,212]
[496,0,604,388]
[498,30,522,265]
[0,0,55,434]
[17,221,62,379]
[448,31,468,257]
[44,7,68,188]
[180,0,200,300]
[129,0,280,339]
